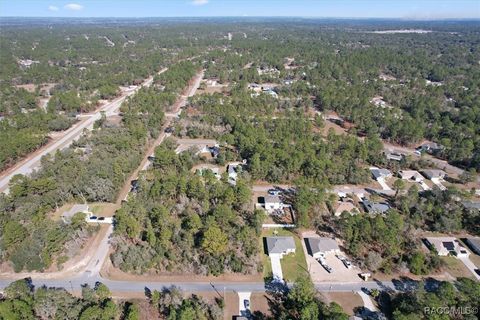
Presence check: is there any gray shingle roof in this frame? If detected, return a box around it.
[265,237,296,254]
[306,237,339,255]
[363,199,391,214]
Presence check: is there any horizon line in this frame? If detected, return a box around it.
[1,16,480,21]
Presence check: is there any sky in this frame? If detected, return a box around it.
[0,0,479,19]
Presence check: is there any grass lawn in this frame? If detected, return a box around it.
[260,228,309,282]
[441,256,474,279]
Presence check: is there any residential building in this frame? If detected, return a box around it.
[398,170,424,182]
[370,168,392,180]
[421,169,447,180]
[265,194,283,212]
[333,201,359,217]
[416,142,444,154]
[265,237,296,257]
[362,199,391,214]
[385,150,404,162]
[462,201,480,211]
[465,238,480,255]
[305,237,341,259]
[424,237,469,257]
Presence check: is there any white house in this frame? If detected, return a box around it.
[425,237,469,257]
[264,194,283,212]
[399,170,424,182]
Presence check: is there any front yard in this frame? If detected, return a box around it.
[260,228,308,282]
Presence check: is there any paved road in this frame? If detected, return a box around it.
[0,276,398,295]
[0,68,168,194]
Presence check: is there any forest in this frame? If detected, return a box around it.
[0,61,198,272]
[111,139,263,275]
[0,279,224,320]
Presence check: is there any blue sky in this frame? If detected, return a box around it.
[0,0,479,19]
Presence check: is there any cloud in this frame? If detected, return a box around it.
[48,5,59,11]
[64,3,84,11]
[191,0,208,5]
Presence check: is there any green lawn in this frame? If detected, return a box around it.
[260,228,309,282]
[441,256,475,279]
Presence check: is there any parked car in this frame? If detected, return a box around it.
[89,216,97,220]
[164,126,174,133]
[342,259,352,269]
[244,299,250,309]
[268,189,281,196]
[322,264,332,273]
[98,217,105,221]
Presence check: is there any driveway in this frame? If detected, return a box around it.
[419,181,431,191]
[301,232,361,282]
[269,254,284,282]
[376,177,392,191]
[357,290,378,312]
[431,177,446,190]
[458,256,480,280]
[238,291,252,316]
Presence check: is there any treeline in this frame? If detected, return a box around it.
[112,139,263,275]
[0,279,224,320]
[389,278,479,320]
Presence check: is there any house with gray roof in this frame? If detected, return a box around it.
[370,168,392,180]
[385,150,405,162]
[421,169,447,180]
[305,237,341,258]
[362,199,391,214]
[462,201,480,211]
[465,238,480,255]
[265,237,296,257]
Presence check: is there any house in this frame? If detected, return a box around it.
[61,204,90,223]
[265,237,296,257]
[385,150,405,162]
[305,237,341,259]
[398,170,424,182]
[461,201,480,211]
[333,201,359,217]
[424,237,469,257]
[206,145,220,158]
[362,199,391,214]
[465,238,480,255]
[370,168,392,180]
[265,194,283,212]
[262,88,278,98]
[227,162,244,185]
[416,142,444,154]
[421,169,447,180]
